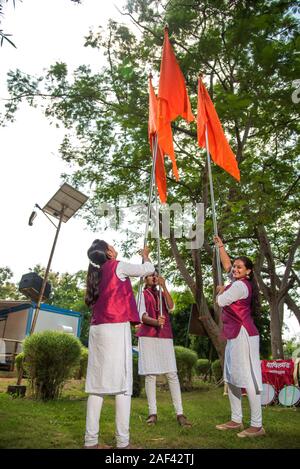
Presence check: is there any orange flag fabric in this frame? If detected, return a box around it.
[148,77,167,203]
[157,28,195,180]
[158,28,194,124]
[197,77,240,181]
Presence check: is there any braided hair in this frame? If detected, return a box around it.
[85,239,109,308]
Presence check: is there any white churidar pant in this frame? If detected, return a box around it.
[145,372,183,416]
[84,322,132,448]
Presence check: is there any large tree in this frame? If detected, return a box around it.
[2,0,299,360]
[0,266,25,300]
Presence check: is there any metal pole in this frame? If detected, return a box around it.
[29,206,65,335]
[204,126,222,285]
[143,134,159,247]
[137,134,159,311]
[155,186,163,317]
[16,206,65,386]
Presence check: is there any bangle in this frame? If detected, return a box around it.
[219,245,224,248]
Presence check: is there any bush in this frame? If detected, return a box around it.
[15,352,25,374]
[211,359,223,383]
[23,331,81,400]
[15,351,30,379]
[73,346,89,380]
[132,353,142,397]
[174,346,198,390]
[196,358,210,377]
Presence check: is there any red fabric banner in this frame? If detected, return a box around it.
[261,359,294,392]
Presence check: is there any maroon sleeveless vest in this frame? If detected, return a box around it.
[136,287,173,339]
[222,278,259,339]
[91,259,140,326]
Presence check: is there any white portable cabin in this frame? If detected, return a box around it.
[0,300,82,370]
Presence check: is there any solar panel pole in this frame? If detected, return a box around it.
[16,205,65,386]
[13,183,88,391]
[29,205,65,335]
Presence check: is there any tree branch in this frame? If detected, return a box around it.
[169,233,196,296]
[254,268,271,302]
[115,7,161,40]
[279,226,300,296]
[271,271,300,326]
[255,225,277,296]
[282,175,300,201]
[277,275,296,304]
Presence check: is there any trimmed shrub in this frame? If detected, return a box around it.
[15,351,30,379]
[174,346,198,390]
[132,353,142,397]
[196,358,210,377]
[212,359,223,383]
[23,331,81,400]
[73,346,89,380]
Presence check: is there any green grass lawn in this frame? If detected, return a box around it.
[0,376,299,449]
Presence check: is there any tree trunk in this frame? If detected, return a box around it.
[255,225,285,358]
[191,247,225,365]
[262,268,300,326]
[279,299,284,331]
[270,299,284,358]
[169,233,226,363]
[198,308,225,365]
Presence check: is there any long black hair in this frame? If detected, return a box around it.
[85,239,109,308]
[234,256,260,318]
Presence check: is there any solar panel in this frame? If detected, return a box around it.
[42,183,88,222]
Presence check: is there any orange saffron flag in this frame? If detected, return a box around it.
[197,77,240,182]
[157,28,195,180]
[149,77,167,203]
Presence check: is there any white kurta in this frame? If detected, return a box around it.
[138,337,177,375]
[137,291,177,375]
[85,260,154,395]
[217,279,263,392]
[224,326,263,391]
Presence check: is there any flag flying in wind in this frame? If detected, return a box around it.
[197,77,240,181]
[148,77,167,203]
[156,27,195,180]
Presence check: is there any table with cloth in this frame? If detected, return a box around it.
[261,359,294,392]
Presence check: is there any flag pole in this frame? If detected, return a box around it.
[143,133,158,247]
[155,185,163,318]
[204,125,223,286]
[137,132,158,311]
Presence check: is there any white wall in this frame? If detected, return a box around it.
[5,309,29,341]
[4,309,29,355]
[33,310,79,336]
[0,319,6,338]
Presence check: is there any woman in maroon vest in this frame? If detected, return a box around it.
[83,239,154,449]
[214,236,265,438]
[136,271,192,427]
